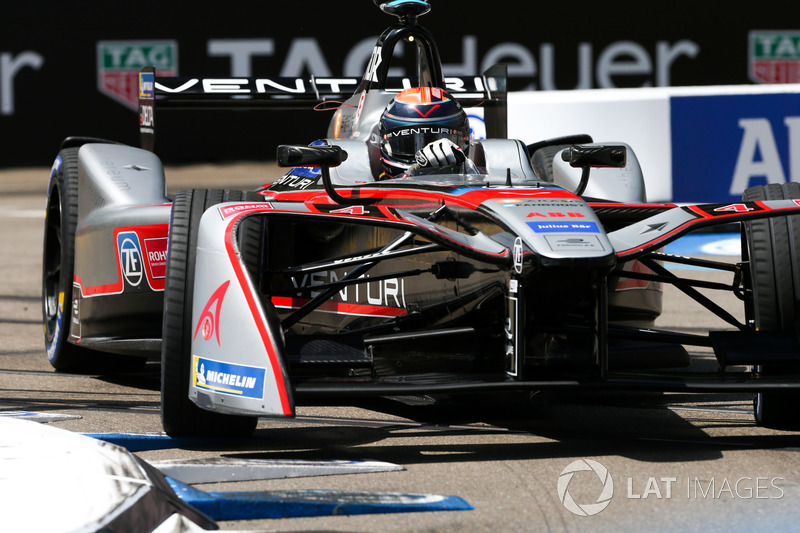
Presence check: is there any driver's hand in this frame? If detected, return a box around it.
[415,139,467,167]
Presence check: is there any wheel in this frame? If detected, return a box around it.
[161,189,262,437]
[743,183,800,429]
[42,148,91,370]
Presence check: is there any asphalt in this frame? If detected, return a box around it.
[3,164,800,532]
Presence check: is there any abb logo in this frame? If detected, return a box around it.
[526,212,586,218]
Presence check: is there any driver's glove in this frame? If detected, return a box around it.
[415,138,467,167]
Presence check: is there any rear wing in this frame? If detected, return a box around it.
[137,65,507,151]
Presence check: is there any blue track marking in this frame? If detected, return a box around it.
[165,477,473,520]
[83,432,243,452]
[84,432,472,519]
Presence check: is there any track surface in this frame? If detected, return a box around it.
[2,165,800,532]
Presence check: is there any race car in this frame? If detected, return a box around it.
[43,0,800,436]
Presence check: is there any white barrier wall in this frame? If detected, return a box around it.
[508,84,800,203]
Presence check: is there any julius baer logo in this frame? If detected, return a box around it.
[557,459,784,517]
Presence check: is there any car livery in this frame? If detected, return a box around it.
[41,0,800,436]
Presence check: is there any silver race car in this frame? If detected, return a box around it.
[43,0,800,436]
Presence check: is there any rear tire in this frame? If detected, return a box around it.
[42,148,92,371]
[744,183,800,429]
[161,189,262,437]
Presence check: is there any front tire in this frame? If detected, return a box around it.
[744,183,800,429]
[161,189,261,437]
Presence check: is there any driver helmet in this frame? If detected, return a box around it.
[378,87,470,178]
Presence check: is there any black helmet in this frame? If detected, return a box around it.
[378,87,469,177]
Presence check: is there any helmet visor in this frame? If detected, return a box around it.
[382,126,467,162]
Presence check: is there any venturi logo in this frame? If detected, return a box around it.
[194,281,231,345]
[557,459,614,516]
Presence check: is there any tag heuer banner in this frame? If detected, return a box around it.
[3,1,800,167]
[97,41,178,110]
[749,31,800,84]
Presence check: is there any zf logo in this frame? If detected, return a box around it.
[117,231,143,287]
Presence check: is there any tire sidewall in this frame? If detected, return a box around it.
[161,189,259,437]
[43,149,80,368]
[744,183,800,428]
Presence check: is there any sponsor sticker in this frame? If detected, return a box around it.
[749,31,800,84]
[138,71,155,99]
[117,231,144,287]
[218,203,273,219]
[140,103,154,133]
[193,356,266,400]
[97,40,178,110]
[194,281,230,346]
[544,235,605,252]
[504,294,519,377]
[143,237,168,279]
[71,294,81,339]
[527,221,599,233]
[364,45,383,83]
[286,167,321,178]
[513,237,524,273]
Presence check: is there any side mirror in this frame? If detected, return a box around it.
[561,144,626,169]
[560,144,627,196]
[275,144,376,207]
[276,145,346,168]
